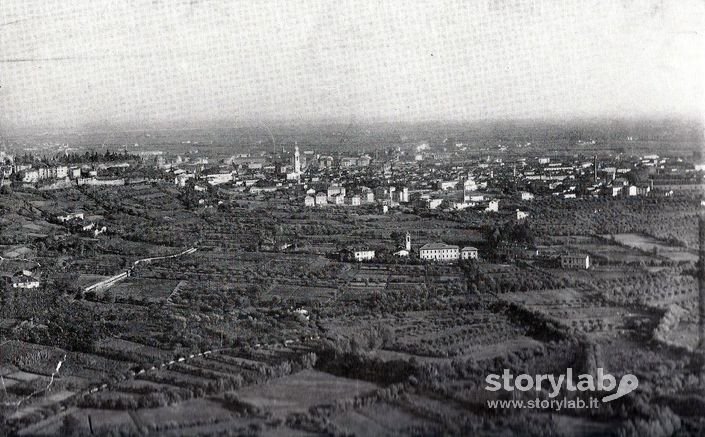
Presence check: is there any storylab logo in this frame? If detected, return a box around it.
[485,368,638,410]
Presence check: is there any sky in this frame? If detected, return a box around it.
[0,0,703,130]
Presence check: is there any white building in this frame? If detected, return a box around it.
[398,187,409,203]
[463,178,478,192]
[206,172,234,185]
[419,243,460,262]
[57,212,84,222]
[304,195,315,207]
[516,210,529,220]
[461,247,479,260]
[11,270,40,289]
[293,146,301,173]
[520,191,534,201]
[428,198,443,210]
[486,199,499,212]
[350,195,361,206]
[22,170,39,183]
[353,249,375,261]
[439,180,458,191]
[315,192,328,206]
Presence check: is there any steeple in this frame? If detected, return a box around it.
[294,145,301,174]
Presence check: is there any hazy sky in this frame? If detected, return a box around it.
[0,0,703,129]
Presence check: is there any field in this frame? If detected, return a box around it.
[607,233,698,262]
[235,369,379,417]
[1,177,703,435]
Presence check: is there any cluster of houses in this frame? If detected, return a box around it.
[56,212,107,237]
[2,270,41,289]
[304,184,409,208]
[340,232,480,263]
[0,161,129,187]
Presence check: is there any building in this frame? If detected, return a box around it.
[438,180,458,191]
[341,247,375,262]
[330,194,345,205]
[520,191,534,201]
[286,146,303,181]
[353,249,375,261]
[205,172,233,185]
[516,210,529,220]
[11,270,40,289]
[405,232,411,251]
[397,187,409,203]
[360,187,375,203]
[560,254,590,269]
[315,192,328,206]
[327,185,346,200]
[486,199,499,212]
[627,185,650,196]
[340,157,358,168]
[427,198,443,209]
[22,170,39,183]
[419,243,460,262]
[463,178,478,192]
[57,212,84,222]
[350,195,361,206]
[293,146,301,173]
[461,247,479,260]
[304,195,315,207]
[319,156,334,169]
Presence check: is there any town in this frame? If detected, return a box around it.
[0,0,702,434]
[0,124,703,435]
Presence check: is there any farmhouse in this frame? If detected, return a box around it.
[461,247,479,260]
[10,270,40,289]
[57,212,84,222]
[419,243,460,262]
[560,254,590,269]
[340,247,376,262]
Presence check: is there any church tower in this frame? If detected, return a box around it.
[294,146,301,174]
[405,232,411,251]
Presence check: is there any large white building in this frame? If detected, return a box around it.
[354,250,375,261]
[419,243,460,262]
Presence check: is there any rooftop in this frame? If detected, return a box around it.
[420,243,459,251]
